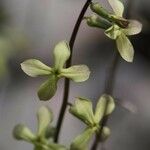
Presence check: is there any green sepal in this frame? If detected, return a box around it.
[45,126,56,139]
[70,128,95,150]
[13,124,36,142]
[21,59,52,77]
[60,65,90,82]
[53,41,70,70]
[69,97,95,126]
[37,106,53,137]
[38,75,58,101]
[94,94,115,123]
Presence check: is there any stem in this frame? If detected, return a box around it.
[91,0,134,148]
[54,0,92,142]
[91,51,119,150]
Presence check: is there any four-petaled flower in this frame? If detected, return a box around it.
[87,0,142,62]
[13,106,67,150]
[69,94,115,150]
[21,41,90,100]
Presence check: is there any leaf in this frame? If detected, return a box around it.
[37,106,53,137]
[60,65,90,82]
[116,33,134,62]
[70,128,95,150]
[107,0,124,17]
[38,75,58,101]
[105,25,121,40]
[53,41,70,70]
[21,59,52,77]
[13,124,36,142]
[69,98,95,126]
[122,20,142,36]
[94,94,115,123]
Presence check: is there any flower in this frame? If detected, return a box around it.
[88,0,142,62]
[69,94,115,150]
[13,106,67,150]
[21,41,90,100]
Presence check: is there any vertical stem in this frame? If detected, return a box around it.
[91,51,119,150]
[54,0,92,142]
[91,0,134,149]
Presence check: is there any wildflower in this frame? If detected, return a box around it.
[21,41,90,100]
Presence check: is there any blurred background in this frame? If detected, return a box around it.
[0,0,150,149]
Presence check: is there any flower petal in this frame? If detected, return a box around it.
[37,106,53,137]
[107,0,124,17]
[21,59,52,77]
[122,20,142,36]
[53,41,70,70]
[38,75,58,101]
[69,97,95,126]
[70,128,95,150]
[60,65,90,82]
[116,33,134,62]
[105,25,121,40]
[94,94,115,123]
[13,124,36,142]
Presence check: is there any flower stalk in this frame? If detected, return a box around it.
[54,0,92,142]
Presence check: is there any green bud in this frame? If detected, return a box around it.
[100,126,111,141]
[85,15,111,29]
[13,124,36,142]
[90,2,110,19]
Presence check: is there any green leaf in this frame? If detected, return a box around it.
[94,94,115,123]
[101,126,111,141]
[105,25,121,40]
[38,75,58,101]
[107,0,124,17]
[60,65,90,82]
[53,41,70,70]
[116,33,134,62]
[37,106,52,137]
[21,59,52,77]
[13,124,36,142]
[69,98,95,126]
[122,20,142,36]
[70,128,95,150]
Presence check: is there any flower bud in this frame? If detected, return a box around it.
[85,15,111,29]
